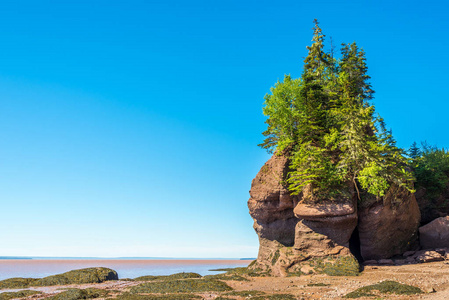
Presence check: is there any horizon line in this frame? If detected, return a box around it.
[0,256,256,260]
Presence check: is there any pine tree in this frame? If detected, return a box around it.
[259,21,415,200]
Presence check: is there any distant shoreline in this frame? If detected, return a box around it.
[0,257,256,260]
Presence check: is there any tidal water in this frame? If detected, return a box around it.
[0,259,251,281]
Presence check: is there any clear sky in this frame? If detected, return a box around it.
[0,0,448,258]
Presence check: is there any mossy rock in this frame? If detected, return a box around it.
[250,294,296,300]
[307,282,330,287]
[115,292,201,299]
[0,277,38,289]
[35,267,118,286]
[209,267,264,277]
[308,256,360,276]
[47,288,110,300]
[0,290,42,300]
[0,268,118,289]
[134,272,202,281]
[130,279,232,294]
[344,280,423,298]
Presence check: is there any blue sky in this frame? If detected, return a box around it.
[0,0,448,258]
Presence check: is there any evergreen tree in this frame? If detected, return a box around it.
[260,21,414,201]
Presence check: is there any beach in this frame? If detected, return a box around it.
[1,260,449,299]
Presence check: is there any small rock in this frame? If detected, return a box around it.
[405,256,416,263]
[416,251,444,263]
[378,259,394,265]
[403,251,416,257]
[362,260,377,266]
[394,259,406,265]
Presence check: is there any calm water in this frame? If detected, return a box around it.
[0,259,251,281]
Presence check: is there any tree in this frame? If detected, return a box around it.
[260,21,414,201]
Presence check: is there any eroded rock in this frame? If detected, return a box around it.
[358,185,421,260]
[419,216,449,249]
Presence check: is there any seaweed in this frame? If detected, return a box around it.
[344,281,423,298]
[130,279,232,294]
[115,293,201,300]
[0,290,42,300]
[0,268,118,289]
[224,290,266,297]
[0,278,38,289]
[47,288,110,300]
[134,273,202,281]
[35,268,118,286]
[203,273,249,281]
[250,294,297,300]
[307,282,330,286]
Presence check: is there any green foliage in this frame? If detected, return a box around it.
[0,290,41,300]
[409,142,449,200]
[260,20,414,199]
[344,280,422,298]
[130,279,233,294]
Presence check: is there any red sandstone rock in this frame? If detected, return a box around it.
[419,216,449,249]
[358,185,421,260]
[414,250,444,263]
[248,153,358,276]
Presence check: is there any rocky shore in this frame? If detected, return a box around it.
[1,262,449,299]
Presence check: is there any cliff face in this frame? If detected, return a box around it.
[248,153,421,276]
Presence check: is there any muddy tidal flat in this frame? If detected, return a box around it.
[0,259,250,280]
[1,261,449,299]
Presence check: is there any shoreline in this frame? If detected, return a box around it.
[1,261,448,299]
[0,259,250,281]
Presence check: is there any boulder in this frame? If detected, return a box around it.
[419,216,449,249]
[358,185,421,260]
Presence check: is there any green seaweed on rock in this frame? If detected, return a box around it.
[134,273,202,281]
[344,280,423,298]
[47,288,110,300]
[0,278,38,289]
[0,290,42,300]
[0,267,118,289]
[115,293,201,300]
[130,278,233,294]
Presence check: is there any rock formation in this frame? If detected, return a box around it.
[415,184,449,224]
[419,216,449,249]
[248,153,423,276]
[358,185,421,260]
[248,153,359,276]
